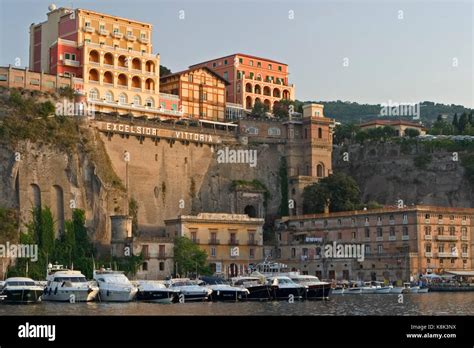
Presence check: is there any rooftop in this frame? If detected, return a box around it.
[189,53,288,68]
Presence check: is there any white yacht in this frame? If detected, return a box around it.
[0,277,44,304]
[199,276,249,302]
[267,276,307,301]
[93,269,138,302]
[289,274,331,300]
[166,278,212,302]
[136,280,180,304]
[43,265,99,302]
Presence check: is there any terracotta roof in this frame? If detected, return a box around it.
[189,53,288,68]
[160,66,230,85]
[360,119,426,129]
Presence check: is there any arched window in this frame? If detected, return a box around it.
[119,93,127,105]
[133,95,141,106]
[317,164,324,177]
[89,88,99,100]
[105,91,113,102]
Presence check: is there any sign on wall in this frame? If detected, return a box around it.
[230,247,239,257]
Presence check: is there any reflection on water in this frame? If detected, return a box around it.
[2,293,474,316]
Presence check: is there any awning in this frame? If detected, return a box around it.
[444,271,474,277]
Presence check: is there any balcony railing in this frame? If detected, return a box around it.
[461,236,469,241]
[462,252,469,258]
[402,235,409,241]
[247,240,259,246]
[425,252,432,257]
[376,236,383,242]
[98,29,109,36]
[436,235,457,241]
[228,239,239,245]
[437,252,456,258]
[83,26,94,33]
[388,236,396,241]
[63,59,80,67]
[112,32,123,39]
[139,37,149,44]
[208,239,220,245]
[126,34,137,41]
[424,235,432,240]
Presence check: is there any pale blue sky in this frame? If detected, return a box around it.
[0,0,472,107]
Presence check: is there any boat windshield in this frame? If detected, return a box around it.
[6,281,36,286]
[171,281,195,287]
[101,274,130,284]
[53,277,87,283]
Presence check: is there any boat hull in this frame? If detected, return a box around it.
[390,287,404,294]
[137,290,178,303]
[42,288,98,302]
[209,289,248,302]
[243,285,273,301]
[270,286,306,301]
[375,287,391,294]
[305,285,331,300]
[98,288,137,302]
[1,289,43,304]
[346,288,362,294]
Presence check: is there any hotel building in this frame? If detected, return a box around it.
[275,206,474,282]
[359,119,427,136]
[165,213,264,277]
[160,66,228,121]
[190,53,295,111]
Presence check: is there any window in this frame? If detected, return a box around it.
[438,226,444,235]
[403,226,408,235]
[403,213,408,221]
[268,64,272,70]
[337,219,342,225]
[351,231,356,239]
[257,62,261,67]
[30,79,40,86]
[230,232,237,244]
[425,214,430,219]
[377,245,383,254]
[239,58,243,64]
[451,258,455,264]
[141,245,149,258]
[212,62,217,68]
[426,244,431,252]
[268,127,281,136]
[461,227,467,236]
[14,76,23,83]
[89,88,99,100]
[425,226,431,235]
[291,248,296,258]
[438,245,444,252]
[119,93,127,104]
[450,215,454,221]
[85,39,91,44]
[142,262,148,271]
[377,227,382,237]
[249,60,253,66]
[99,24,105,31]
[224,59,228,65]
[133,95,141,106]
[365,228,370,238]
[159,262,165,271]
[462,244,468,253]
[65,53,71,59]
[188,75,193,83]
[127,30,132,36]
[278,66,282,71]
[389,227,395,236]
[449,227,455,236]
[389,214,394,221]
[105,91,113,102]
[113,28,119,34]
[248,232,255,243]
[365,245,371,255]
[223,72,228,80]
[337,232,342,240]
[211,247,216,257]
[85,21,91,27]
[191,231,197,243]
[145,98,154,107]
[249,248,255,259]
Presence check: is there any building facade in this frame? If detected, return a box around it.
[190,53,295,111]
[359,119,427,136]
[275,206,474,282]
[165,213,264,278]
[160,67,228,121]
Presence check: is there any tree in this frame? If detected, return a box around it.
[273,100,290,119]
[452,113,459,131]
[302,172,361,214]
[160,65,171,77]
[458,112,468,134]
[174,236,210,277]
[404,128,420,138]
[129,198,139,236]
[251,100,268,118]
[334,123,360,144]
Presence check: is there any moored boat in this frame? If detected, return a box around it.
[289,274,331,300]
[43,265,98,302]
[231,276,273,301]
[267,276,307,301]
[0,277,44,304]
[166,278,211,302]
[199,276,249,302]
[94,269,138,302]
[136,280,179,303]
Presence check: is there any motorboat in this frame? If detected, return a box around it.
[389,287,405,294]
[403,283,421,293]
[199,276,249,302]
[136,280,179,304]
[331,286,345,295]
[267,276,307,301]
[418,287,429,293]
[166,278,212,302]
[0,277,44,304]
[289,274,331,300]
[43,265,99,302]
[231,276,273,301]
[361,281,378,294]
[345,286,363,294]
[94,269,138,302]
[373,281,392,294]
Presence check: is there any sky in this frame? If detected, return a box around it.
[0,0,472,108]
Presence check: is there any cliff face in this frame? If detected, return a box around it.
[333,142,474,207]
[0,130,127,251]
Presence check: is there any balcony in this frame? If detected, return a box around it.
[388,236,396,241]
[364,237,370,242]
[208,239,220,245]
[247,240,259,246]
[126,34,136,41]
[437,252,455,258]
[139,37,149,44]
[228,239,239,246]
[436,235,457,241]
[461,236,469,241]
[83,26,94,33]
[98,29,109,36]
[424,235,432,240]
[112,32,123,39]
[462,252,469,258]
[191,239,200,244]
[63,59,80,67]
[425,252,432,257]
[376,236,383,242]
[424,219,430,224]
[389,220,395,225]
[402,235,409,241]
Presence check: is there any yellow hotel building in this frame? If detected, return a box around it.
[165,213,264,277]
